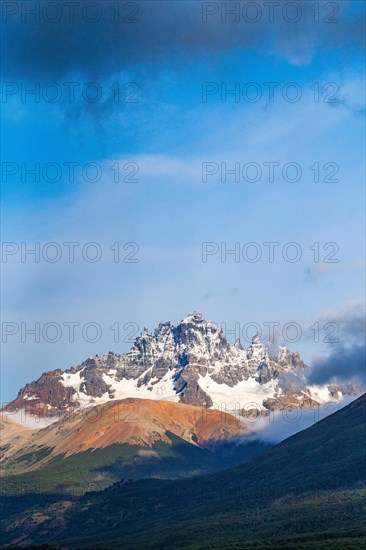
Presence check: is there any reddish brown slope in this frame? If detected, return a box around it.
[2,398,249,472]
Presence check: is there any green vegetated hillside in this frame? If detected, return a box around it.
[0,436,218,495]
[1,394,365,549]
[1,435,271,496]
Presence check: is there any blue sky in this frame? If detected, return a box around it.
[1,0,365,402]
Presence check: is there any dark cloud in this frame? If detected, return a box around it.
[309,344,365,386]
[308,304,366,388]
[2,0,364,79]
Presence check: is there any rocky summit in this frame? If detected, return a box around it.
[5,312,360,422]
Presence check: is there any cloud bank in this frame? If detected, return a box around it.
[308,304,366,389]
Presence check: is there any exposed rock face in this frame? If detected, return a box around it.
[4,312,361,421]
[7,371,78,417]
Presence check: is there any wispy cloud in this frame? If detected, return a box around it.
[251,395,356,443]
[202,288,239,301]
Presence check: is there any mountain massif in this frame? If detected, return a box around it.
[4,312,360,425]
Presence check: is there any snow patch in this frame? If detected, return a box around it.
[101,373,180,402]
[198,374,277,413]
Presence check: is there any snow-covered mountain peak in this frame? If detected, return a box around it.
[180,311,205,324]
[154,320,172,336]
[179,311,220,333]
[234,338,244,350]
[251,333,262,345]
[246,332,267,361]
